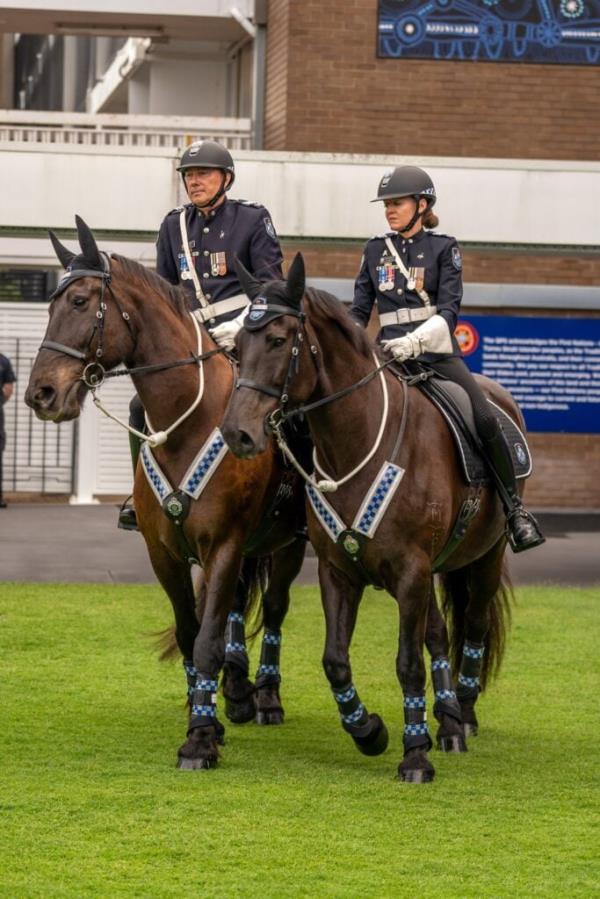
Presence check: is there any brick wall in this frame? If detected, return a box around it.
[266,1,600,160]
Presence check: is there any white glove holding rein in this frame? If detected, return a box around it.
[381,314,453,360]
[209,307,248,350]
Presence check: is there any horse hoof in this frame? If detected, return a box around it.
[256,709,284,726]
[353,714,389,757]
[463,722,478,737]
[437,734,468,753]
[399,767,435,784]
[176,756,216,770]
[225,696,256,725]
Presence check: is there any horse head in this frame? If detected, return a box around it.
[25,216,133,422]
[222,252,320,457]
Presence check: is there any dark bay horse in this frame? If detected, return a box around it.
[25,217,307,769]
[222,254,516,783]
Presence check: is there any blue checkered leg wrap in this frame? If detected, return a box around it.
[431,656,458,706]
[224,612,248,666]
[457,640,485,698]
[332,683,369,731]
[190,676,218,724]
[256,629,282,685]
[183,659,198,699]
[403,694,430,745]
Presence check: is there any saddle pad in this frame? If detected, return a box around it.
[419,379,532,486]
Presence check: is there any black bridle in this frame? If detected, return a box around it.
[40,258,224,389]
[233,302,399,429]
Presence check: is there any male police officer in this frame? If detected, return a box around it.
[118,139,283,530]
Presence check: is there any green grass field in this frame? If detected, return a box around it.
[1,582,598,898]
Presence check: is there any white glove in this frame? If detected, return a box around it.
[209,307,248,350]
[381,334,416,362]
[381,314,453,360]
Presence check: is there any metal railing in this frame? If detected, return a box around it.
[0,110,253,149]
[2,336,76,496]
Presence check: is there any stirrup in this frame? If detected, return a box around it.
[506,508,545,554]
[118,497,139,532]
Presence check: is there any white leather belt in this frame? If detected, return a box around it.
[379,305,437,328]
[193,293,249,324]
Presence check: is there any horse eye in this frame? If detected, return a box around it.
[72,295,87,308]
[271,337,286,348]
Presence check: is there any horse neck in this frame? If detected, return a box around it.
[306,315,399,478]
[114,278,232,440]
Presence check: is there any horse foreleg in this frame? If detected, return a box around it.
[254,536,307,725]
[424,584,466,753]
[222,574,257,725]
[319,559,389,757]
[395,560,436,783]
[177,543,243,770]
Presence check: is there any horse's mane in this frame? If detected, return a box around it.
[111,253,191,317]
[304,287,378,361]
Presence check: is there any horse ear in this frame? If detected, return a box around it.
[287,252,305,306]
[234,255,263,300]
[48,230,76,269]
[75,215,102,269]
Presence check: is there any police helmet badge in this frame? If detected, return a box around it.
[452,246,462,271]
[248,295,268,322]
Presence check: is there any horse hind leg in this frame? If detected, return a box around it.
[424,583,467,753]
[253,537,306,725]
[439,539,512,737]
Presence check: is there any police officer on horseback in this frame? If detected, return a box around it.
[118,139,284,530]
[351,165,545,553]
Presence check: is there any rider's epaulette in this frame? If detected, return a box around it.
[234,199,262,208]
[166,204,187,216]
[428,231,453,241]
[368,232,392,243]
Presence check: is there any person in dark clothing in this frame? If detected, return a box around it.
[350,165,544,553]
[0,352,16,508]
[119,139,284,530]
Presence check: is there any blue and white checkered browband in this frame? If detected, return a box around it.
[306,461,405,544]
[141,427,228,505]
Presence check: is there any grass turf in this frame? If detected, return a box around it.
[0,582,598,898]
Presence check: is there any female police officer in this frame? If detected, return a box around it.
[350,165,544,553]
[118,139,283,529]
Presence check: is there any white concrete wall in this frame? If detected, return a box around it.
[1,144,599,247]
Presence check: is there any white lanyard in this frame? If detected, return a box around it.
[384,236,431,307]
[179,208,208,308]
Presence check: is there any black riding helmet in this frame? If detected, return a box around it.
[177,140,235,208]
[371,165,436,234]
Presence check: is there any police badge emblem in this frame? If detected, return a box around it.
[248,296,268,322]
[452,246,462,271]
[263,217,277,240]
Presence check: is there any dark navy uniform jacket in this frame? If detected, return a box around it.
[351,228,463,359]
[156,197,284,324]
[0,353,16,435]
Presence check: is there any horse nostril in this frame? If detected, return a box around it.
[238,430,256,454]
[33,385,56,409]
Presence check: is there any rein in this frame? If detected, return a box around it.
[40,258,226,448]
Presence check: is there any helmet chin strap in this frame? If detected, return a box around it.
[397,197,424,235]
[191,171,229,212]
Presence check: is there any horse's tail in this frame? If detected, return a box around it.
[240,555,271,642]
[438,556,513,690]
[154,626,180,661]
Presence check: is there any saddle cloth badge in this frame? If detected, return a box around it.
[141,427,228,505]
[306,461,405,556]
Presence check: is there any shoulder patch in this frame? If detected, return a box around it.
[451,246,462,271]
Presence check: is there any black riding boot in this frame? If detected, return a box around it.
[483,431,545,553]
[117,432,143,531]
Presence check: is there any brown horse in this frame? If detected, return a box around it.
[25,217,307,770]
[222,254,516,783]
